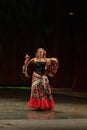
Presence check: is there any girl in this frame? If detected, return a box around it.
[22,48,59,111]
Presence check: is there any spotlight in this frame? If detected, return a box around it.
[68,12,74,15]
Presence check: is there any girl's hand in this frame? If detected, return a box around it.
[25,53,30,59]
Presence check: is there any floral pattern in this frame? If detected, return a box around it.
[27,72,54,110]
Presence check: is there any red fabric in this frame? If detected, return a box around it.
[27,98,54,110]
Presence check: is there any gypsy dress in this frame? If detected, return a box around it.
[27,61,54,110]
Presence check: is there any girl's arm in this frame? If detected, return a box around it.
[45,57,59,77]
[22,54,34,77]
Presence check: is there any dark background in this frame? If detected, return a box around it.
[0,0,87,91]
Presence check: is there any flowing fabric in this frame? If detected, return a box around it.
[22,56,59,110]
[27,72,54,110]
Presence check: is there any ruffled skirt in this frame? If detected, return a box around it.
[27,72,54,110]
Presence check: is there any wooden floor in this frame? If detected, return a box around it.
[0,88,87,130]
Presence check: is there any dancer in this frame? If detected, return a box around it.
[22,48,59,111]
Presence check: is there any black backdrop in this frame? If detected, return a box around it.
[0,0,87,91]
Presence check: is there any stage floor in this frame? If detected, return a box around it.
[0,88,87,130]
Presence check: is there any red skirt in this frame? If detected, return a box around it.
[27,97,54,110]
[27,72,55,110]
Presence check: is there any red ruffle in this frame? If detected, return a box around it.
[27,98,54,110]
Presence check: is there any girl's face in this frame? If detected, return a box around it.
[37,48,44,58]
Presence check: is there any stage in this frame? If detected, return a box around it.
[0,88,87,130]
